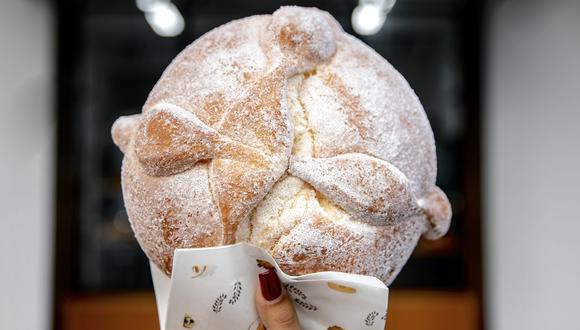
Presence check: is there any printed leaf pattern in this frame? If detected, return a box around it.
[365,311,379,326]
[287,284,307,300]
[212,293,227,313]
[228,281,242,305]
[293,298,319,311]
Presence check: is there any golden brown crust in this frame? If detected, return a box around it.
[111,114,140,154]
[271,213,425,284]
[420,186,452,240]
[134,106,218,176]
[122,153,223,275]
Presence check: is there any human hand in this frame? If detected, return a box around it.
[255,269,301,330]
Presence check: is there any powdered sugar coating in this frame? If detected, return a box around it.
[419,186,452,240]
[300,33,437,195]
[121,152,222,274]
[144,15,270,127]
[272,214,426,284]
[111,6,452,284]
[261,6,339,73]
[111,114,140,153]
[288,153,421,225]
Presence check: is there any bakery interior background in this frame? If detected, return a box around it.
[0,0,578,329]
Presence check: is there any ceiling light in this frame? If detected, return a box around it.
[351,0,397,36]
[136,0,184,37]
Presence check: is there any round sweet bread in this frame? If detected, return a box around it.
[112,6,451,285]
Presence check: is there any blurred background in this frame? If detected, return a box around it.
[0,0,578,329]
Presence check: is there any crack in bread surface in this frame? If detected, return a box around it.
[247,73,349,251]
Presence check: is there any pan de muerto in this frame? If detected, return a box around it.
[112,6,451,285]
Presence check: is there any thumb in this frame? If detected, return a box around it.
[255,269,300,330]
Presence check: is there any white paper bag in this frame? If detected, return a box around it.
[151,243,388,330]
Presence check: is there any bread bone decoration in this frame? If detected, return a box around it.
[112,6,452,285]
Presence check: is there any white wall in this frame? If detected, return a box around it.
[0,0,54,329]
[485,1,580,329]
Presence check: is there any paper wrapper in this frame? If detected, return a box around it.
[151,243,388,330]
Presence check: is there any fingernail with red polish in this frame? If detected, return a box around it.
[259,268,282,301]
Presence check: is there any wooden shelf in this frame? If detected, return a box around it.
[387,290,479,330]
[61,290,479,330]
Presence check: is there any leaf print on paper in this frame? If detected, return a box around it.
[293,298,318,311]
[365,311,379,326]
[286,284,307,300]
[212,293,227,313]
[228,281,242,305]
